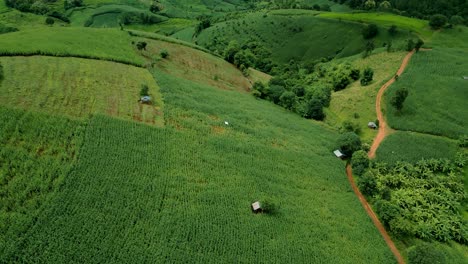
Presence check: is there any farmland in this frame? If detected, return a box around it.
[0,56,163,126]
[1,72,396,262]
[384,48,468,139]
[196,11,413,64]
[375,131,459,165]
[0,27,145,66]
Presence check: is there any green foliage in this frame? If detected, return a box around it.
[358,171,378,196]
[223,40,239,63]
[450,15,465,26]
[45,17,54,25]
[370,160,467,243]
[390,87,408,112]
[140,84,149,97]
[160,49,169,58]
[136,41,147,50]
[360,67,373,86]
[0,62,3,81]
[261,199,279,215]
[407,39,415,51]
[386,48,468,139]
[407,242,447,264]
[64,0,83,10]
[340,120,361,134]
[336,132,361,157]
[362,23,379,39]
[302,98,325,120]
[388,25,397,36]
[279,91,295,110]
[352,150,369,175]
[375,132,459,165]
[430,14,448,29]
[415,39,424,51]
[458,135,468,148]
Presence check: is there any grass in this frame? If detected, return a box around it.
[318,12,433,40]
[127,18,195,36]
[247,67,272,85]
[0,106,84,260]
[375,131,459,165]
[325,50,407,143]
[140,38,250,92]
[197,11,412,64]
[385,48,468,139]
[0,27,146,66]
[2,69,396,262]
[0,56,163,126]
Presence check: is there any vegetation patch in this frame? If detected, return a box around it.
[0,56,163,126]
[0,27,146,66]
[385,48,468,139]
[0,106,84,261]
[375,131,459,165]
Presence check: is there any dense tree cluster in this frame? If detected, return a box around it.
[357,155,468,244]
[332,0,468,25]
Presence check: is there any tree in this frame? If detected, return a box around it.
[279,91,296,110]
[360,67,373,86]
[150,1,163,13]
[292,86,305,97]
[267,85,285,104]
[45,17,54,26]
[302,99,325,120]
[407,39,415,51]
[390,87,409,112]
[0,62,4,81]
[388,25,397,36]
[320,4,331,11]
[352,150,369,176]
[364,0,376,10]
[252,81,267,99]
[350,69,360,81]
[362,24,378,39]
[136,41,147,50]
[415,39,424,52]
[140,84,149,96]
[378,1,391,11]
[363,40,375,57]
[407,242,446,264]
[336,132,361,156]
[358,171,377,196]
[429,14,448,29]
[160,50,169,58]
[64,0,83,10]
[223,41,239,63]
[450,15,464,25]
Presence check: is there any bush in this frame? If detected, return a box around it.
[358,171,377,196]
[136,41,147,51]
[279,91,296,110]
[336,132,361,157]
[407,242,446,264]
[429,14,448,29]
[352,150,369,175]
[373,199,400,227]
[407,39,415,51]
[0,62,4,81]
[350,68,360,81]
[64,0,83,10]
[45,17,54,25]
[458,135,468,148]
[160,50,169,58]
[340,120,361,134]
[140,84,149,97]
[362,24,378,39]
[360,67,373,86]
[388,25,397,36]
[302,99,325,120]
[0,25,18,34]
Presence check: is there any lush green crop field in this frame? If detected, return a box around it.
[0,106,84,260]
[375,131,459,165]
[318,12,432,40]
[0,56,163,125]
[0,27,145,66]
[385,48,468,139]
[325,50,407,143]
[197,12,411,64]
[142,38,250,92]
[1,69,396,263]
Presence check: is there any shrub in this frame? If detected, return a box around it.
[140,84,149,97]
[136,41,147,51]
[407,242,446,264]
[458,135,468,148]
[340,120,361,134]
[267,85,285,104]
[362,24,378,39]
[302,99,325,120]
[0,25,18,34]
[279,91,296,110]
[45,17,54,26]
[373,199,400,227]
[352,150,369,176]
[358,171,377,196]
[160,49,168,58]
[64,0,83,10]
[350,69,360,81]
[388,25,397,36]
[390,87,409,112]
[336,132,361,156]
[429,14,448,29]
[415,39,424,52]
[360,67,373,86]
[407,39,415,51]
[450,15,465,25]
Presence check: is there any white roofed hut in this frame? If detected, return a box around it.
[334,150,346,159]
[251,201,262,213]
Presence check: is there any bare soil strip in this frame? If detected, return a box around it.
[368,50,416,158]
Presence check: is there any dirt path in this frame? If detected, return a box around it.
[345,164,405,264]
[368,50,416,159]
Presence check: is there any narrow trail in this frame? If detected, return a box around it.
[345,165,405,264]
[345,50,420,264]
[368,50,416,159]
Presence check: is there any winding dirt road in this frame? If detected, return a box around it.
[344,50,419,264]
[368,50,416,158]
